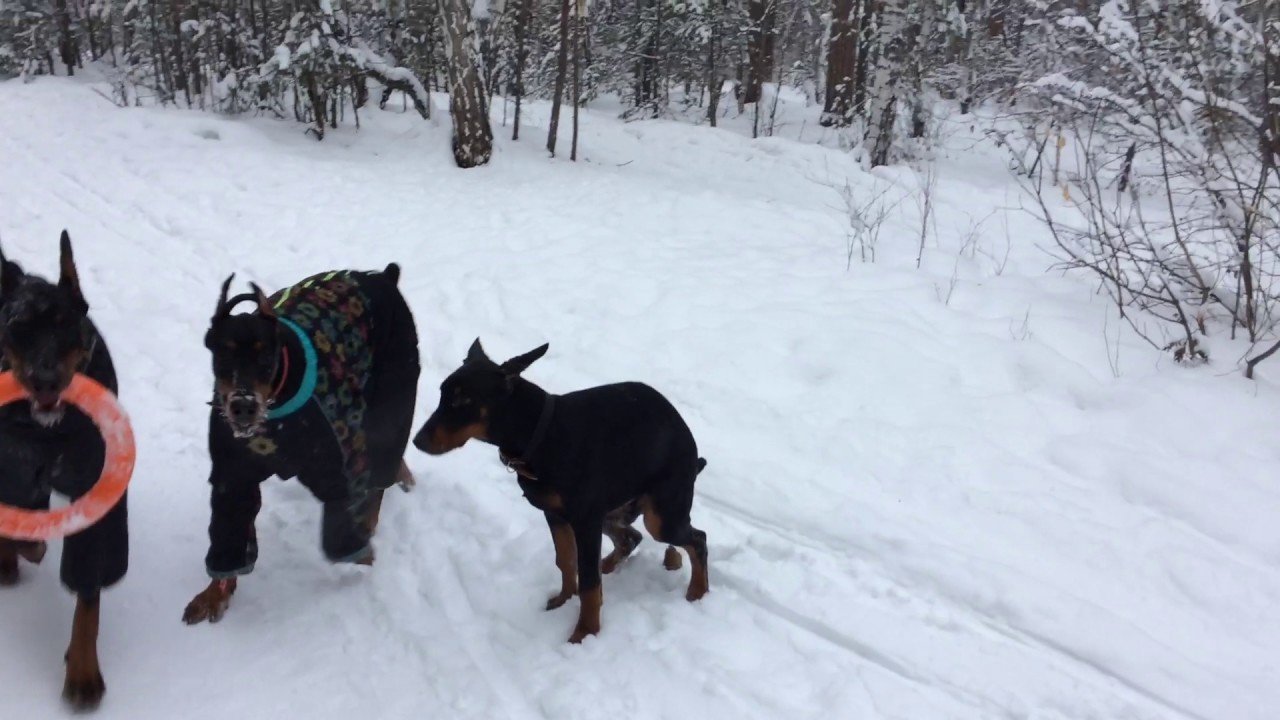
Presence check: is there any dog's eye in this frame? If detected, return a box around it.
[452,396,471,408]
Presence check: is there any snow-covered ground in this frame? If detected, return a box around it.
[1,78,1278,720]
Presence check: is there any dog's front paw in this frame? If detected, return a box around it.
[685,582,708,603]
[63,664,105,711]
[545,589,574,611]
[182,580,236,625]
[567,620,599,644]
[567,588,602,643]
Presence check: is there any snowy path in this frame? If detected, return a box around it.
[0,79,1277,720]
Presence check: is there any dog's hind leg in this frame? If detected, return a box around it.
[0,541,17,586]
[676,525,709,601]
[63,592,105,710]
[363,282,420,500]
[641,492,709,602]
[601,500,643,575]
[662,546,683,571]
[18,540,47,564]
[396,459,415,492]
[0,539,49,586]
[363,487,387,536]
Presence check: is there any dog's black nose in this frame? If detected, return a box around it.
[29,369,61,396]
[228,396,259,424]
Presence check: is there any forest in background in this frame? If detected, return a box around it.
[0,0,1277,365]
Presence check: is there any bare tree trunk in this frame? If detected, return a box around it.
[1264,10,1280,173]
[570,0,582,161]
[705,0,722,127]
[954,0,974,114]
[170,0,192,105]
[149,0,176,103]
[655,0,666,115]
[907,0,935,139]
[54,0,77,75]
[305,72,327,140]
[511,0,535,140]
[853,0,873,114]
[821,0,858,126]
[867,0,906,167]
[744,0,775,104]
[547,0,571,155]
[438,0,494,167]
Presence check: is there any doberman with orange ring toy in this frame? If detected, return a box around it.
[0,231,132,710]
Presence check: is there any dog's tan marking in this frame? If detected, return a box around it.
[182,578,237,625]
[663,546,683,571]
[568,585,602,643]
[684,546,709,602]
[429,421,488,453]
[546,523,578,610]
[640,495,663,540]
[63,596,104,709]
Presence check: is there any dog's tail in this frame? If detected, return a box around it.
[696,457,708,475]
[383,263,401,286]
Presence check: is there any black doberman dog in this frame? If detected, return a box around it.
[183,266,419,624]
[413,339,708,643]
[0,231,127,710]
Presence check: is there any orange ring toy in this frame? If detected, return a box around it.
[0,372,135,541]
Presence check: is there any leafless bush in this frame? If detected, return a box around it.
[1014,0,1278,368]
[836,181,897,267]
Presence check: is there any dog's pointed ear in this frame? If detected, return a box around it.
[466,337,489,364]
[249,282,276,319]
[58,230,88,313]
[501,343,549,378]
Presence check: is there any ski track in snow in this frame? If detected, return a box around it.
[0,79,1278,720]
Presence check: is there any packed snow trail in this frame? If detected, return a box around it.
[0,78,1277,720]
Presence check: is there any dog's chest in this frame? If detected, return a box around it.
[0,406,102,500]
[517,475,569,514]
[239,409,342,481]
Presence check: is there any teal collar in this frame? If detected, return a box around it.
[267,317,318,420]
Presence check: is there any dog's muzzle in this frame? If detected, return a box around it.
[29,397,66,427]
[223,389,268,438]
[25,371,68,427]
[413,420,450,455]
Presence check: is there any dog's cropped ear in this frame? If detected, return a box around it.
[58,230,88,313]
[213,273,236,320]
[466,338,489,364]
[249,283,276,319]
[501,343,549,378]
[0,237,22,304]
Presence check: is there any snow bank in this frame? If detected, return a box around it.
[0,78,1276,720]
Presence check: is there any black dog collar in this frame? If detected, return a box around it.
[500,393,555,480]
